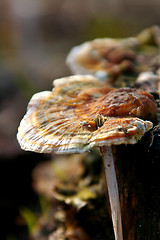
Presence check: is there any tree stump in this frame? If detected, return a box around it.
[115,133,160,240]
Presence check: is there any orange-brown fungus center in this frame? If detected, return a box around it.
[76,88,157,130]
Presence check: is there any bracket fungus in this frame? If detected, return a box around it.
[66,38,137,83]
[66,26,160,85]
[17,75,157,240]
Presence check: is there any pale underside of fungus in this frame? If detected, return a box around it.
[17,75,157,240]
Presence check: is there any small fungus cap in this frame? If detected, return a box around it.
[66,38,138,82]
[17,75,156,154]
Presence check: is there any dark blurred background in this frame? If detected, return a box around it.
[0,1,160,239]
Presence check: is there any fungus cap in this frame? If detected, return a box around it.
[66,38,138,82]
[17,75,156,154]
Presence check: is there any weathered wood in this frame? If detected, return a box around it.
[115,135,160,240]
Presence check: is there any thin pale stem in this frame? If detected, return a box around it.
[100,145,123,240]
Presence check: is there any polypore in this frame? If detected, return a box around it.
[66,26,160,85]
[17,75,157,240]
[66,38,137,83]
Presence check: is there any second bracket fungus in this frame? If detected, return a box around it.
[66,38,137,83]
[66,26,160,85]
[17,75,157,240]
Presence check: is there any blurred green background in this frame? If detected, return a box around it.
[0,0,160,239]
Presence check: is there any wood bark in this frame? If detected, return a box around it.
[114,136,160,240]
